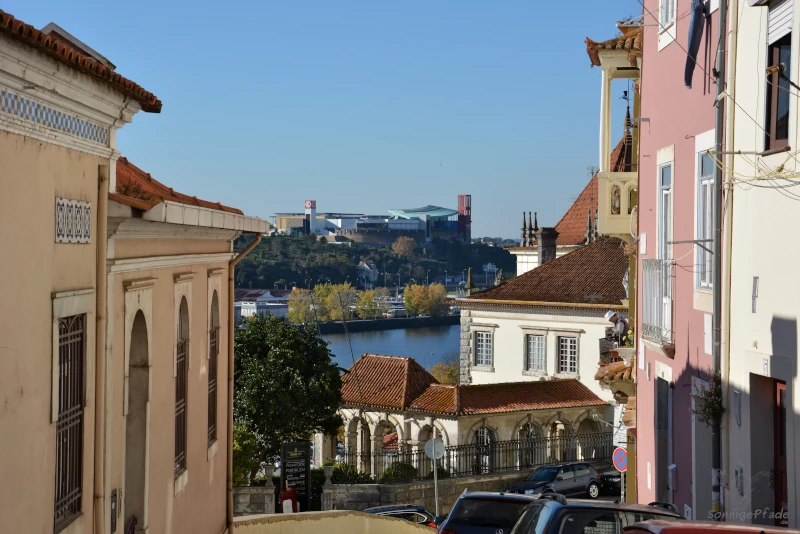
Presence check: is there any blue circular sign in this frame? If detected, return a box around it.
[613,447,627,472]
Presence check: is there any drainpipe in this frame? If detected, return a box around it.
[227,233,262,533]
[721,0,738,514]
[711,0,728,518]
[94,164,109,534]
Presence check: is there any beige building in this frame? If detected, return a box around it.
[0,12,267,534]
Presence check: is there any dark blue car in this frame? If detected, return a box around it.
[506,463,601,499]
[437,491,541,534]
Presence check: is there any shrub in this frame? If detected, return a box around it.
[425,466,449,480]
[331,463,373,484]
[379,462,418,484]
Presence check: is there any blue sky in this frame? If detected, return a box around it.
[9,1,639,237]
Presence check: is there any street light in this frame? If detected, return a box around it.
[444,270,448,286]
[426,270,430,286]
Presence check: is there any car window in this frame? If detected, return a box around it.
[620,511,681,526]
[449,499,532,528]
[574,464,591,477]
[386,512,414,521]
[557,509,622,534]
[529,466,559,482]
[509,504,544,534]
[413,513,431,524]
[559,466,575,480]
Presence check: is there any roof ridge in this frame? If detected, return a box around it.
[401,358,411,409]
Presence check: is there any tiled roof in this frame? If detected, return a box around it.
[585,26,642,68]
[409,384,459,415]
[112,157,244,214]
[234,289,293,301]
[383,432,398,451]
[341,354,437,411]
[464,237,629,306]
[554,138,629,246]
[594,360,634,384]
[0,10,161,113]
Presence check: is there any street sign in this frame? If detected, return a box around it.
[280,441,311,512]
[613,447,628,473]
[425,438,445,460]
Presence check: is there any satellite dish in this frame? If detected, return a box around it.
[425,438,445,460]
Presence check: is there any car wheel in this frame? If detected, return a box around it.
[587,482,600,499]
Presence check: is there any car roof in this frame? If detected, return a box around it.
[625,520,797,534]
[363,504,427,513]
[539,499,681,516]
[460,492,542,503]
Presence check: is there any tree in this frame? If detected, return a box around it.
[325,283,357,320]
[429,351,460,385]
[392,236,416,258]
[288,289,315,323]
[426,283,448,317]
[234,315,343,481]
[356,290,382,319]
[403,284,428,316]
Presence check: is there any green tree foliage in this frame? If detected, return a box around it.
[428,350,460,385]
[379,462,418,484]
[403,283,448,317]
[232,423,260,485]
[356,290,383,319]
[233,315,343,481]
[287,289,314,323]
[391,236,416,258]
[325,283,357,320]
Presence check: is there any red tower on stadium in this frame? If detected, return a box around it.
[457,194,472,242]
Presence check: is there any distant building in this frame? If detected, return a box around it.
[357,261,379,289]
[233,289,292,323]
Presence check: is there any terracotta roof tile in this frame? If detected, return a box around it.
[383,432,398,451]
[585,26,642,68]
[554,138,629,246]
[112,157,244,214]
[0,10,161,112]
[341,354,437,410]
[408,384,459,415]
[594,359,634,384]
[464,237,629,306]
[458,379,606,416]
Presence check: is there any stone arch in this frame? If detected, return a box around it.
[125,311,149,531]
[433,420,451,447]
[542,412,570,463]
[627,185,638,215]
[572,410,603,461]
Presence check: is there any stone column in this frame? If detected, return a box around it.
[263,466,276,515]
[322,465,335,511]
[344,431,357,465]
[599,67,613,173]
[371,435,384,480]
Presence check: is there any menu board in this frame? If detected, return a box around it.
[280,441,311,512]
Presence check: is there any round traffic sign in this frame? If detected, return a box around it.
[613,447,627,472]
[425,438,445,460]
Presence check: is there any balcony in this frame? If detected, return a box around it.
[641,258,673,345]
[597,171,638,237]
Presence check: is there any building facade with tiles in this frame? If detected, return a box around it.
[0,12,268,534]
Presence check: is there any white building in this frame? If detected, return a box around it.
[456,234,631,442]
[234,289,292,323]
[723,0,799,526]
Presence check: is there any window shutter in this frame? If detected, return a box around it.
[768,0,793,45]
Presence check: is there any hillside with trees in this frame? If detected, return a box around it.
[234,235,515,290]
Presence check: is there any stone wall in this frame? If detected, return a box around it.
[234,486,277,516]
[459,309,472,385]
[329,470,527,514]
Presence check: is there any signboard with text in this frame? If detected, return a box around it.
[280,441,311,512]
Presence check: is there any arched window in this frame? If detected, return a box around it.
[175,297,189,477]
[611,185,622,215]
[474,427,493,474]
[208,291,220,444]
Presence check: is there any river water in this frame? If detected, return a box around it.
[322,325,460,372]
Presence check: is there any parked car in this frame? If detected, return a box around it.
[363,504,437,528]
[437,491,541,534]
[507,462,602,499]
[599,470,623,494]
[510,494,682,534]
[625,520,797,534]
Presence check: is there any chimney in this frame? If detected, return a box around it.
[535,227,559,265]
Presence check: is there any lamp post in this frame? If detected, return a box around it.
[427,270,430,286]
[444,270,448,287]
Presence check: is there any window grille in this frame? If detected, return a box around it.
[475,331,492,366]
[55,314,85,532]
[208,327,218,444]
[558,337,578,374]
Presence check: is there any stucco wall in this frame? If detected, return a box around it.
[234,510,431,534]
[725,0,800,526]
[108,259,231,534]
[113,237,231,259]
[0,131,103,534]
[636,0,719,512]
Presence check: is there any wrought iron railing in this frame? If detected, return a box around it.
[342,431,613,483]
[641,258,673,344]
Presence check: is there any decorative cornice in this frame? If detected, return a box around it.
[173,272,196,284]
[207,268,225,278]
[123,277,157,292]
[108,217,241,241]
[108,252,235,274]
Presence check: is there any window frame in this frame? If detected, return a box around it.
[658,163,673,261]
[525,333,547,373]
[696,152,714,289]
[472,328,495,370]
[765,33,792,151]
[173,274,194,494]
[659,0,676,31]
[557,336,579,375]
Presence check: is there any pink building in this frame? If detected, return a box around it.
[636,0,721,519]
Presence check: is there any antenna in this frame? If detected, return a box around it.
[587,165,598,178]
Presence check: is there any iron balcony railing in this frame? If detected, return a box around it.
[642,258,674,344]
[343,431,613,483]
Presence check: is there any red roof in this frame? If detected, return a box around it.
[383,432,398,451]
[585,26,642,68]
[342,355,605,416]
[554,138,630,246]
[594,359,634,384]
[341,354,437,411]
[464,237,629,306]
[0,11,161,113]
[112,157,244,214]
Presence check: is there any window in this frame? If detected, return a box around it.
[574,464,592,477]
[475,427,493,474]
[558,466,575,480]
[660,0,676,29]
[175,298,189,477]
[558,337,578,374]
[475,331,492,367]
[208,291,220,444]
[697,153,714,288]
[55,314,86,532]
[766,33,792,150]
[526,334,546,372]
[658,164,673,260]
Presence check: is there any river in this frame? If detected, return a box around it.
[322,325,460,371]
